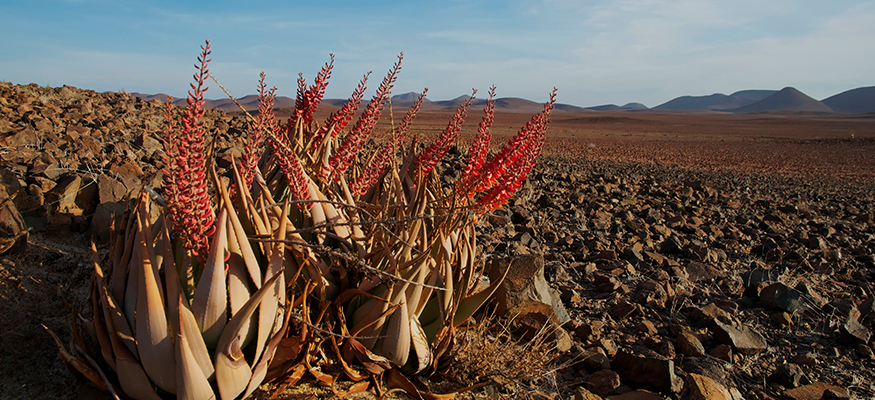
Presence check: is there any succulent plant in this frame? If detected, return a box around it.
[57,40,555,398]
[56,41,288,400]
[243,52,557,395]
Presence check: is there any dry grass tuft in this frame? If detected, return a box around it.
[446,311,566,399]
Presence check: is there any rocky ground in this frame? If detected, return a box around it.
[1,82,873,399]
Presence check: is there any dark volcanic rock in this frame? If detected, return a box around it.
[611,350,683,393]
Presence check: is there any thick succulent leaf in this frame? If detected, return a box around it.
[382,299,411,366]
[229,158,257,235]
[226,222,256,350]
[178,292,215,380]
[452,258,511,327]
[134,208,176,393]
[116,357,164,400]
[95,246,162,400]
[409,312,433,374]
[386,368,427,400]
[192,208,229,348]
[220,178,263,289]
[122,253,138,338]
[99,291,161,400]
[215,271,283,400]
[252,199,287,368]
[308,188,328,245]
[45,325,117,396]
[90,244,117,370]
[157,221,213,384]
[350,285,393,346]
[345,339,392,375]
[111,204,137,305]
[244,301,291,399]
[97,267,139,360]
[175,297,217,400]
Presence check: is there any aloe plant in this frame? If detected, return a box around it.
[58,40,555,398]
[244,52,557,394]
[55,41,289,400]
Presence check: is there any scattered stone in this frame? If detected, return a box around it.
[604,390,664,400]
[573,387,604,400]
[712,321,769,355]
[490,254,570,324]
[760,282,811,314]
[0,191,28,254]
[741,266,788,287]
[578,347,611,370]
[611,350,683,393]
[676,329,706,357]
[610,298,639,320]
[770,363,806,388]
[779,382,848,400]
[587,370,621,396]
[709,344,733,363]
[818,388,851,400]
[772,312,793,328]
[839,316,871,346]
[681,373,733,400]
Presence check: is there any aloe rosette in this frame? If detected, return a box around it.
[87,184,287,400]
[58,41,289,400]
[56,40,555,399]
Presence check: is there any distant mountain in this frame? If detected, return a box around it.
[822,86,875,114]
[586,104,624,111]
[729,90,778,104]
[728,87,833,113]
[421,95,585,113]
[391,92,431,105]
[585,103,649,111]
[622,102,649,109]
[131,93,298,111]
[654,90,776,111]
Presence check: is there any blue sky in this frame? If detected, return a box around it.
[2,0,873,107]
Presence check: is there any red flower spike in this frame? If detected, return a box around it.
[415,88,477,177]
[458,85,496,194]
[276,148,312,206]
[312,72,370,154]
[240,71,278,192]
[475,88,556,212]
[162,40,216,260]
[161,96,181,224]
[303,54,334,124]
[393,88,428,149]
[348,88,427,196]
[292,55,334,126]
[294,73,307,118]
[329,53,403,182]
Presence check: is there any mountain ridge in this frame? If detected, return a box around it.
[728,87,833,113]
[130,85,875,114]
